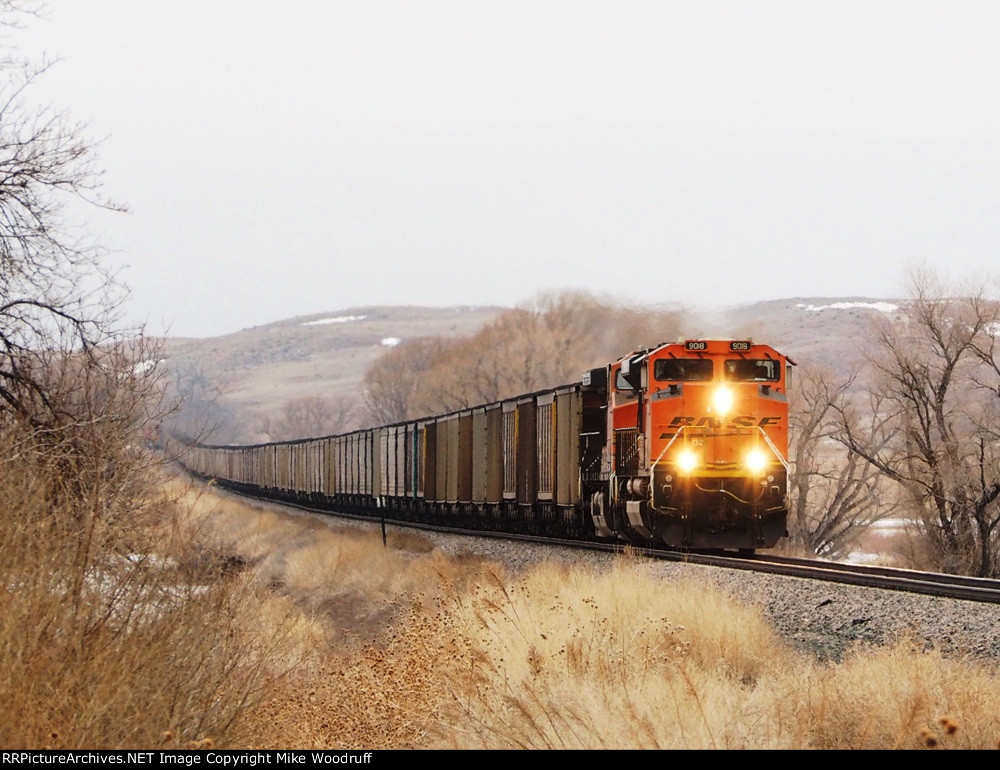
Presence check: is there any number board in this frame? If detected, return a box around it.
[729,341,751,351]
[684,341,707,351]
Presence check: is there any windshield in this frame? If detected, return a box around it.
[653,358,714,382]
[724,359,780,382]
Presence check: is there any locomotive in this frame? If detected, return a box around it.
[175,338,794,552]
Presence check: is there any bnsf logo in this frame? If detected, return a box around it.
[666,416,782,428]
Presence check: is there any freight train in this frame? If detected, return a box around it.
[174,338,794,552]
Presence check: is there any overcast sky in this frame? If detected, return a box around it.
[14,1,1000,337]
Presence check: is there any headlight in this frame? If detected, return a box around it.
[745,448,768,474]
[712,386,734,416]
[676,448,699,474]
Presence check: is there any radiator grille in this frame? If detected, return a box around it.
[615,428,640,477]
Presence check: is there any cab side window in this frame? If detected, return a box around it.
[653,359,713,382]
[724,359,780,382]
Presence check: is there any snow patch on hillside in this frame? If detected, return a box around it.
[381,337,401,347]
[797,301,899,313]
[133,359,162,375]
[303,314,367,326]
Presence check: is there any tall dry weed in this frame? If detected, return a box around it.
[0,446,307,749]
[395,558,1000,749]
[771,638,1000,749]
[157,481,1000,750]
[166,482,495,748]
[412,558,785,748]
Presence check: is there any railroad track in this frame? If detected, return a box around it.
[205,478,1000,606]
[736,552,1000,605]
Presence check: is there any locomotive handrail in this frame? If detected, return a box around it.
[757,426,790,472]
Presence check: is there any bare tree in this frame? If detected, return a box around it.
[788,365,900,559]
[265,394,357,441]
[367,291,686,420]
[837,269,1000,575]
[0,2,175,536]
[0,3,132,441]
[160,361,233,444]
[362,337,452,424]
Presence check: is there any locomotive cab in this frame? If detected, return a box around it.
[607,339,793,551]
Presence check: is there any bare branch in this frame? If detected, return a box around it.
[837,269,1000,575]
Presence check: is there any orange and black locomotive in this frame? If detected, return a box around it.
[587,339,793,551]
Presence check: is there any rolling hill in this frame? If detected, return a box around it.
[162,297,902,443]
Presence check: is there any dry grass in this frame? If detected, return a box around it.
[169,481,491,645]
[422,561,1000,749]
[0,453,307,750]
[11,462,997,749]
[163,481,1000,750]
[164,481,498,747]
